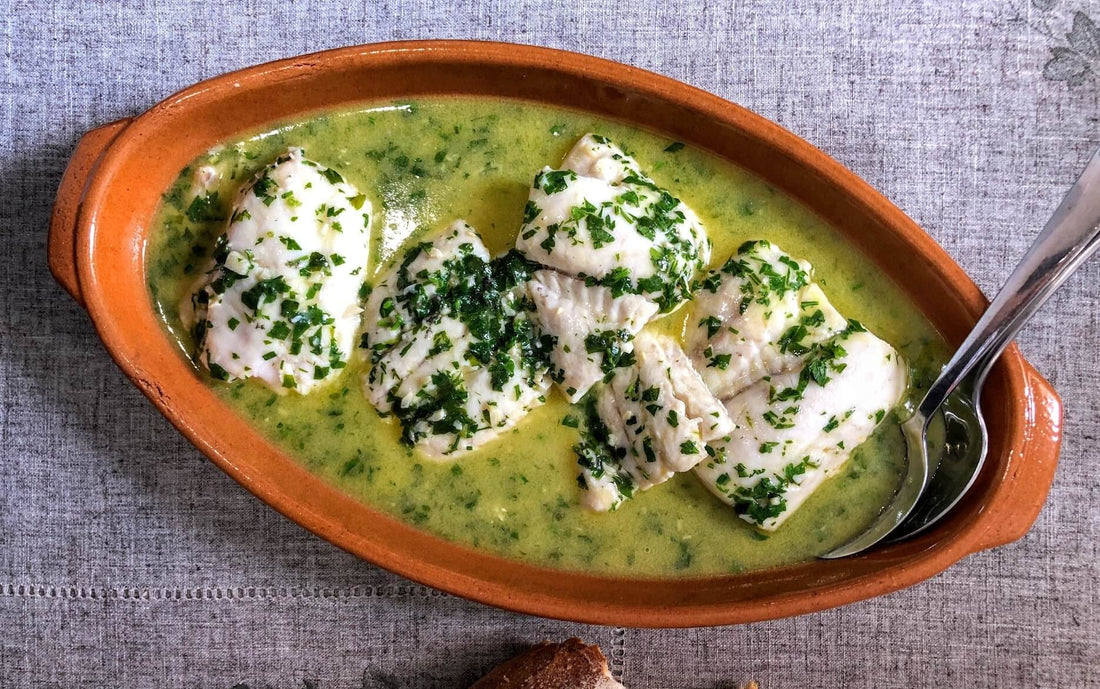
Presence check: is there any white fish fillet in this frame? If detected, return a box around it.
[688,240,849,400]
[361,220,550,459]
[193,148,372,394]
[694,329,907,530]
[578,332,733,511]
[526,269,658,402]
[515,134,710,314]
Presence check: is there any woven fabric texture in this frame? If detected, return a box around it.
[2,0,1098,686]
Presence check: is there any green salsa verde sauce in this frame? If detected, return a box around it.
[146,97,949,576]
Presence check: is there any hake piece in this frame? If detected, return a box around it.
[687,239,848,400]
[690,240,907,530]
[469,638,625,689]
[517,134,710,310]
[576,332,734,512]
[519,134,711,401]
[190,148,372,394]
[526,269,659,403]
[361,220,553,458]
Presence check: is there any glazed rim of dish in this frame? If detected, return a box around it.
[50,40,1062,627]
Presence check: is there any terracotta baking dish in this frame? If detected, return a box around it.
[48,40,1062,627]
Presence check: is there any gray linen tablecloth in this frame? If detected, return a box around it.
[2,1,1098,686]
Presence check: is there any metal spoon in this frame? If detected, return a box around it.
[823,147,1100,559]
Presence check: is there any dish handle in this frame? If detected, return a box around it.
[971,360,1063,553]
[48,118,132,307]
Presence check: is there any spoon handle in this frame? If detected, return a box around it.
[918,147,1100,418]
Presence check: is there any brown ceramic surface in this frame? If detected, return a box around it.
[48,40,1062,627]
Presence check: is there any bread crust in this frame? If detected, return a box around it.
[469,638,624,689]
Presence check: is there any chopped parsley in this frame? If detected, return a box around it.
[708,352,732,370]
[185,192,226,223]
[699,315,722,338]
[534,169,576,194]
[584,329,637,376]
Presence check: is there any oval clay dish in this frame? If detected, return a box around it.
[49,41,1062,627]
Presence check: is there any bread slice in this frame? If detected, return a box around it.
[469,638,624,689]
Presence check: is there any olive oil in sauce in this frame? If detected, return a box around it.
[146,98,948,576]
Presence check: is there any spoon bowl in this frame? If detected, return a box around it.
[894,375,989,540]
